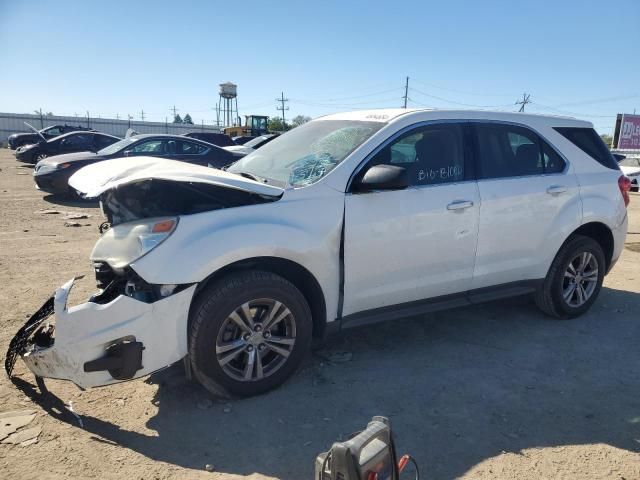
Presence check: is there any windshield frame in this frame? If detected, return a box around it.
[227,119,385,188]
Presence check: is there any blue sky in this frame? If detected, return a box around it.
[1,0,638,133]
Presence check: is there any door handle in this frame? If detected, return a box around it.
[447,200,474,211]
[546,185,567,195]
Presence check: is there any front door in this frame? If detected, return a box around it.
[343,122,480,317]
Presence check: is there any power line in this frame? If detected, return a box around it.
[516,93,531,112]
[409,87,514,108]
[411,77,516,98]
[276,92,289,125]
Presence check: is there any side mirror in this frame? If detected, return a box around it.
[123,150,132,157]
[354,164,409,192]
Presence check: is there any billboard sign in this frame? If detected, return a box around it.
[618,114,640,150]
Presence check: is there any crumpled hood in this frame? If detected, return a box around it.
[68,156,284,198]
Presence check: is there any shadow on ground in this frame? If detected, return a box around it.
[15,288,640,479]
[42,194,99,208]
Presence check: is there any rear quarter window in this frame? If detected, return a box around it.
[554,127,619,170]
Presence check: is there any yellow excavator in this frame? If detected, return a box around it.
[223,115,269,138]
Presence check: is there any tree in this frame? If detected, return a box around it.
[290,115,311,127]
[600,133,613,148]
[173,114,183,123]
[183,113,194,125]
[45,112,53,116]
[268,117,288,132]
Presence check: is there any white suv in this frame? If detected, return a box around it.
[7,109,630,398]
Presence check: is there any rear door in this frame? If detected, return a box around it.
[343,122,480,316]
[470,122,581,289]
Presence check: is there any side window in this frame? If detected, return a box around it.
[45,127,62,136]
[368,124,466,186]
[131,140,164,154]
[541,142,565,173]
[179,140,208,154]
[95,135,116,149]
[62,134,90,147]
[475,124,544,178]
[553,127,618,170]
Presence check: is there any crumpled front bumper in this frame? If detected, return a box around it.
[6,277,196,389]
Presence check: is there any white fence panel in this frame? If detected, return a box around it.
[0,112,220,144]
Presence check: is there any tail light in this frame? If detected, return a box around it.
[618,175,631,207]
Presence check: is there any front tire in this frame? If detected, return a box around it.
[189,270,313,397]
[535,235,605,319]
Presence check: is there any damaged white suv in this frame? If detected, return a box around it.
[6,109,630,398]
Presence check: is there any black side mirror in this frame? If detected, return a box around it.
[354,164,409,192]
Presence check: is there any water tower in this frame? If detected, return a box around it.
[217,82,239,127]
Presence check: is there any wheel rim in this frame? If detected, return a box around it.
[36,154,47,160]
[562,252,599,307]
[215,298,296,382]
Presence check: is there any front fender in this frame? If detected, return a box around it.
[131,188,344,323]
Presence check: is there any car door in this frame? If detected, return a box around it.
[342,122,480,317]
[470,122,581,290]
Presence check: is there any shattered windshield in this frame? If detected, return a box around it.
[227,120,384,187]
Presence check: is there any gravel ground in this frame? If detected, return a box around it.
[0,148,639,479]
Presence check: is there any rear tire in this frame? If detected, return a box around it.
[535,235,605,319]
[189,270,312,398]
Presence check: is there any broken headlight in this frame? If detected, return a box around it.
[90,217,178,269]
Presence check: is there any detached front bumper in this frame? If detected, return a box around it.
[6,277,196,389]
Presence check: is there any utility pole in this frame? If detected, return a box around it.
[516,93,531,112]
[38,108,44,129]
[276,92,289,128]
[116,113,120,120]
[403,76,409,108]
[127,114,132,129]
[86,111,90,128]
[171,105,179,120]
[165,116,168,133]
[140,109,145,121]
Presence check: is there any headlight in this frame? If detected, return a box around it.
[90,217,178,268]
[36,162,71,175]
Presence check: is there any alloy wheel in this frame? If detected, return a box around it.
[215,298,297,382]
[562,252,599,307]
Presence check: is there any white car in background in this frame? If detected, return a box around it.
[222,134,279,158]
[617,155,640,191]
[7,109,629,398]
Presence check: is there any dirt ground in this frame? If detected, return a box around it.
[0,147,639,480]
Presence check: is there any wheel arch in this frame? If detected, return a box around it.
[189,256,328,340]
[563,222,614,271]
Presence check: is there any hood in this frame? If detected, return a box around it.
[41,151,99,166]
[620,165,640,176]
[68,156,284,199]
[223,145,254,155]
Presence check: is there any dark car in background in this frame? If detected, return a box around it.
[15,131,120,163]
[8,124,93,149]
[33,134,242,196]
[183,131,235,147]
